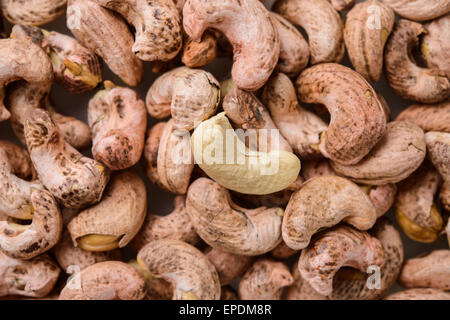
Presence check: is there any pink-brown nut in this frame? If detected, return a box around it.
[59,261,146,300]
[331,121,427,185]
[205,247,253,286]
[298,225,386,297]
[186,177,283,256]
[302,159,336,181]
[344,0,395,82]
[385,288,450,300]
[399,250,450,291]
[327,0,356,11]
[262,73,327,159]
[296,63,387,165]
[182,32,218,68]
[0,252,60,298]
[396,101,450,133]
[130,195,200,251]
[384,20,450,103]
[129,259,173,300]
[183,0,280,91]
[380,0,450,22]
[270,241,299,260]
[137,239,221,300]
[67,0,143,87]
[422,14,450,80]
[286,261,327,300]
[0,140,35,180]
[1,0,66,26]
[273,0,344,65]
[238,258,293,300]
[282,175,377,250]
[88,82,146,170]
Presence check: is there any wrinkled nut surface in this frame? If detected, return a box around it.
[59,261,146,300]
[88,82,146,170]
[296,63,386,165]
[0,140,35,181]
[344,0,394,82]
[137,239,221,300]
[422,14,450,80]
[1,0,66,26]
[273,0,344,65]
[384,19,450,104]
[205,248,253,286]
[183,0,280,91]
[238,259,293,300]
[396,101,450,133]
[68,170,146,251]
[380,0,450,21]
[385,288,450,300]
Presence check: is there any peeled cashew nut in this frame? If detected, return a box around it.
[282,175,377,250]
[385,288,450,300]
[396,101,450,133]
[380,0,450,21]
[59,261,146,300]
[183,0,280,91]
[296,63,387,165]
[238,259,293,300]
[24,108,109,208]
[88,82,147,170]
[384,20,450,103]
[186,177,283,256]
[273,0,344,65]
[182,32,218,68]
[191,112,301,195]
[68,170,146,252]
[0,252,60,298]
[1,0,66,26]
[137,239,221,300]
[0,140,35,180]
[344,0,395,82]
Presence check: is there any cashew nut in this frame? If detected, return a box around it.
[0,140,35,181]
[1,0,66,26]
[385,288,450,300]
[396,101,450,133]
[270,241,299,260]
[182,32,218,68]
[129,259,173,300]
[380,0,450,21]
[327,0,356,11]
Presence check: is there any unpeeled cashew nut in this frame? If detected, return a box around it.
[396,101,450,133]
[380,0,450,22]
[59,261,146,300]
[282,176,377,250]
[273,0,344,65]
[0,140,35,180]
[191,112,301,195]
[129,259,173,300]
[384,20,450,103]
[385,288,450,300]
[24,109,109,208]
[146,67,219,131]
[182,32,218,68]
[68,170,146,251]
[186,177,283,256]
[1,0,66,26]
[238,259,293,300]
[88,82,147,170]
[183,0,280,91]
[344,0,395,82]
[137,239,221,300]
[296,63,387,165]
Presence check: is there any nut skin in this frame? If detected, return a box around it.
[273,0,344,65]
[129,259,173,300]
[67,0,143,87]
[59,261,146,300]
[146,67,220,131]
[327,0,355,11]
[137,239,221,300]
[296,63,387,165]
[0,140,35,180]
[385,288,450,300]
[270,241,299,260]
[1,0,66,26]
[183,0,280,91]
[186,177,283,256]
[24,109,109,209]
[0,252,60,298]
[68,170,146,251]
[88,83,147,170]
[384,20,450,104]
[182,32,218,68]
[396,101,450,133]
[422,14,450,80]
[380,0,450,22]
[238,259,293,300]
[344,0,395,82]
[92,0,182,62]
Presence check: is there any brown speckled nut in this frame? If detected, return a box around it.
[1,0,66,26]
[182,32,218,68]
[385,288,450,300]
[380,0,450,22]
[396,101,450,133]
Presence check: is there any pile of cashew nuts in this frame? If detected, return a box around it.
[0,0,449,300]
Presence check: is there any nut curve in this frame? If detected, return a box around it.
[380,0,450,22]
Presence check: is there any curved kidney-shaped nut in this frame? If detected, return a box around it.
[238,259,293,300]
[344,0,394,82]
[182,32,218,68]
[399,250,450,291]
[130,196,200,251]
[380,0,450,22]
[298,225,386,296]
[1,0,66,26]
[262,73,327,159]
[68,170,146,252]
[93,0,181,61]
[183,0,279,91]
[331,121,426,185]
[271,241,299,260]
[385,288,450,300]
[384,20,450,103]
[24,109,109,208]
[192,112,301,195]
[137,239,221,300]
[186,177,283,256]
[296,63,387,165]
[88,82,146,170]
[0,140,35,180]
[67,0,143,87]
[0,252,60,297]
[59,261,146,300]
[396,101,450,133]
[283,176,377,250]
[129,259,173,300]
[273,0,344,65]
